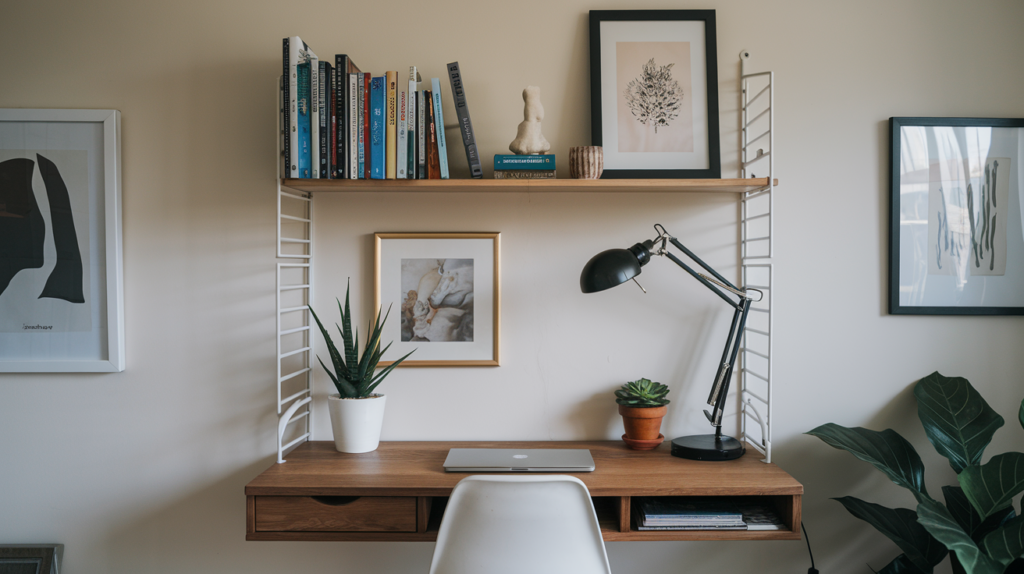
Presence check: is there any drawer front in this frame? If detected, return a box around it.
[255,496,417,532]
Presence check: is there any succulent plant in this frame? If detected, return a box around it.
[615,378,670,408]
[309,281,414,399]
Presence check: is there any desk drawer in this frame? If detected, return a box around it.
[255,496,417,532]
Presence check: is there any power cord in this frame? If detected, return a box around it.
[802,522,819,574]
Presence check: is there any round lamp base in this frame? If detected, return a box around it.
[670,434,745,461]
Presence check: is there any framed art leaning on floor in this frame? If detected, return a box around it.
[0,109,125,371]
[589,10,721,179]
[375,232,500,367]
[889,117,1024,315]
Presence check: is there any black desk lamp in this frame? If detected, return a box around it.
[580,224,762,461]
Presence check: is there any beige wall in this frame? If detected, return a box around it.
[3,0,1024,572]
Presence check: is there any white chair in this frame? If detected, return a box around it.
[428,475,612,574]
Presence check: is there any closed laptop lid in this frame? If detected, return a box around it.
[443,448,596,472]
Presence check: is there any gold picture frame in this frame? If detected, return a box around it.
[374,232,500,367]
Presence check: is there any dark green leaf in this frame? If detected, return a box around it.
[959,453,1024,521]
[807,424,928,499]
[341,285,358,371]
[916,497,1003,574]
[1019,399,1023,432]
[982,514,1024,568]
[915,372,1005,474]
[943,486,1017,544]
[835,497,946,572]
[874,554,930,574]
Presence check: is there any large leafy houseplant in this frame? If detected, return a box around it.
[310,282,414,399]
[807,372,1024,574]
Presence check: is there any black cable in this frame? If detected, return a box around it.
[801,521,819,574]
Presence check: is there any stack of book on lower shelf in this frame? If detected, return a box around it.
[632,497,785,531]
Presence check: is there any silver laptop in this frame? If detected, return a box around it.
[443,448,595,472]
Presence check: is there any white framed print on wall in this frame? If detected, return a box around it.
[0,109,124,372]
[589,10,721,179]
[374,232,500,367]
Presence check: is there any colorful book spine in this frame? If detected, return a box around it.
[426,89,440,179]
[357,72,366,178]
[310,53,320,178]
[430,78,449,179]
[493,170,556,179]
[385,71,398,179]
[349,73,359,179]
[494,154,556,170]
[318,61,330,178]
[397,87,408,179]
[447,62,482,178]
[282,39,290,177]
[418,89,427,179]
[407,67,418,179]
[297,61,312,178]
[286,36,313,178]
[280,75,287,176]
[363,74,371,179]
[370,76,385,180]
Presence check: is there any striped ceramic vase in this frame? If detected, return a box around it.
[569,146,603,179]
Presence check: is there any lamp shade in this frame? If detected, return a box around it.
[580,249,642,293]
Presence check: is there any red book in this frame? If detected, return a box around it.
[426,90,440,179]
[363,74,371,179]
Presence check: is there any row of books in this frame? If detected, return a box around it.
[632,497,785,531]
[280,36,483,180]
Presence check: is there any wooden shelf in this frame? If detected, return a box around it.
[281,177,777,194]
[245,441,802,542]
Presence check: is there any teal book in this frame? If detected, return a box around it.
[494,154,556,170]
[430,78,449,179]
[370,76,385,180]
[297,61,312,178]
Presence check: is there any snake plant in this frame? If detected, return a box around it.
[807,372,1024,574]
[310,282,414,399]
[615,378,670,407]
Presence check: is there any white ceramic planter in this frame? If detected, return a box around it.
[326,393,387,453]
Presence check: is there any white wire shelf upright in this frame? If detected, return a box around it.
[275,77,313,463]
[738,51,775,463]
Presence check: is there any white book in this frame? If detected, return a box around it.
[310,53,319,178]
[397,88,408,179]
[408,66,418,179]
[349,73,359,179]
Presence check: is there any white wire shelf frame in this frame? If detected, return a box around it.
[738,50,774,463]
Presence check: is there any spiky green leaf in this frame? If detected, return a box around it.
[915,372,1004,474]
[874,553,931,574]
[1019,399,1023,432]
[807,424,928,499]
[835,497,946,572]
[981,514,1024,568]
[916,497,1003,574]
[959,453,1024,521]
[340,286,358,371]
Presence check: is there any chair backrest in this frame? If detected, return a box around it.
[428,475,612,574]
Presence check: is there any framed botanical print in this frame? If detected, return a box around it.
[589,10,721,179]
[889,117,1024,315]
[374,232,500,366]
[0,109,125,371]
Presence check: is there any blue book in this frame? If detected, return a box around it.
[370,76,385,180]
[430,78,449,179]
[297,61,312,178]
[494,154,556,170]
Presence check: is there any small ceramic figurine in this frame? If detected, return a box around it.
[509,86,551,155]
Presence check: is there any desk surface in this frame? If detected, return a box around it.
[246,441,803,542]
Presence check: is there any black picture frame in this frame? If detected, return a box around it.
[589,10,720,179]
[0,545,63,574]
[889,116,1024,315]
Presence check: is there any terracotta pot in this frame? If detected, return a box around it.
[618,404,667,450]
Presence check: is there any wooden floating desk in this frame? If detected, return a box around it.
[245,441,802,542]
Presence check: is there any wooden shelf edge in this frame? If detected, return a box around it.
[281,177,778,194]
[246,528,800,542]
